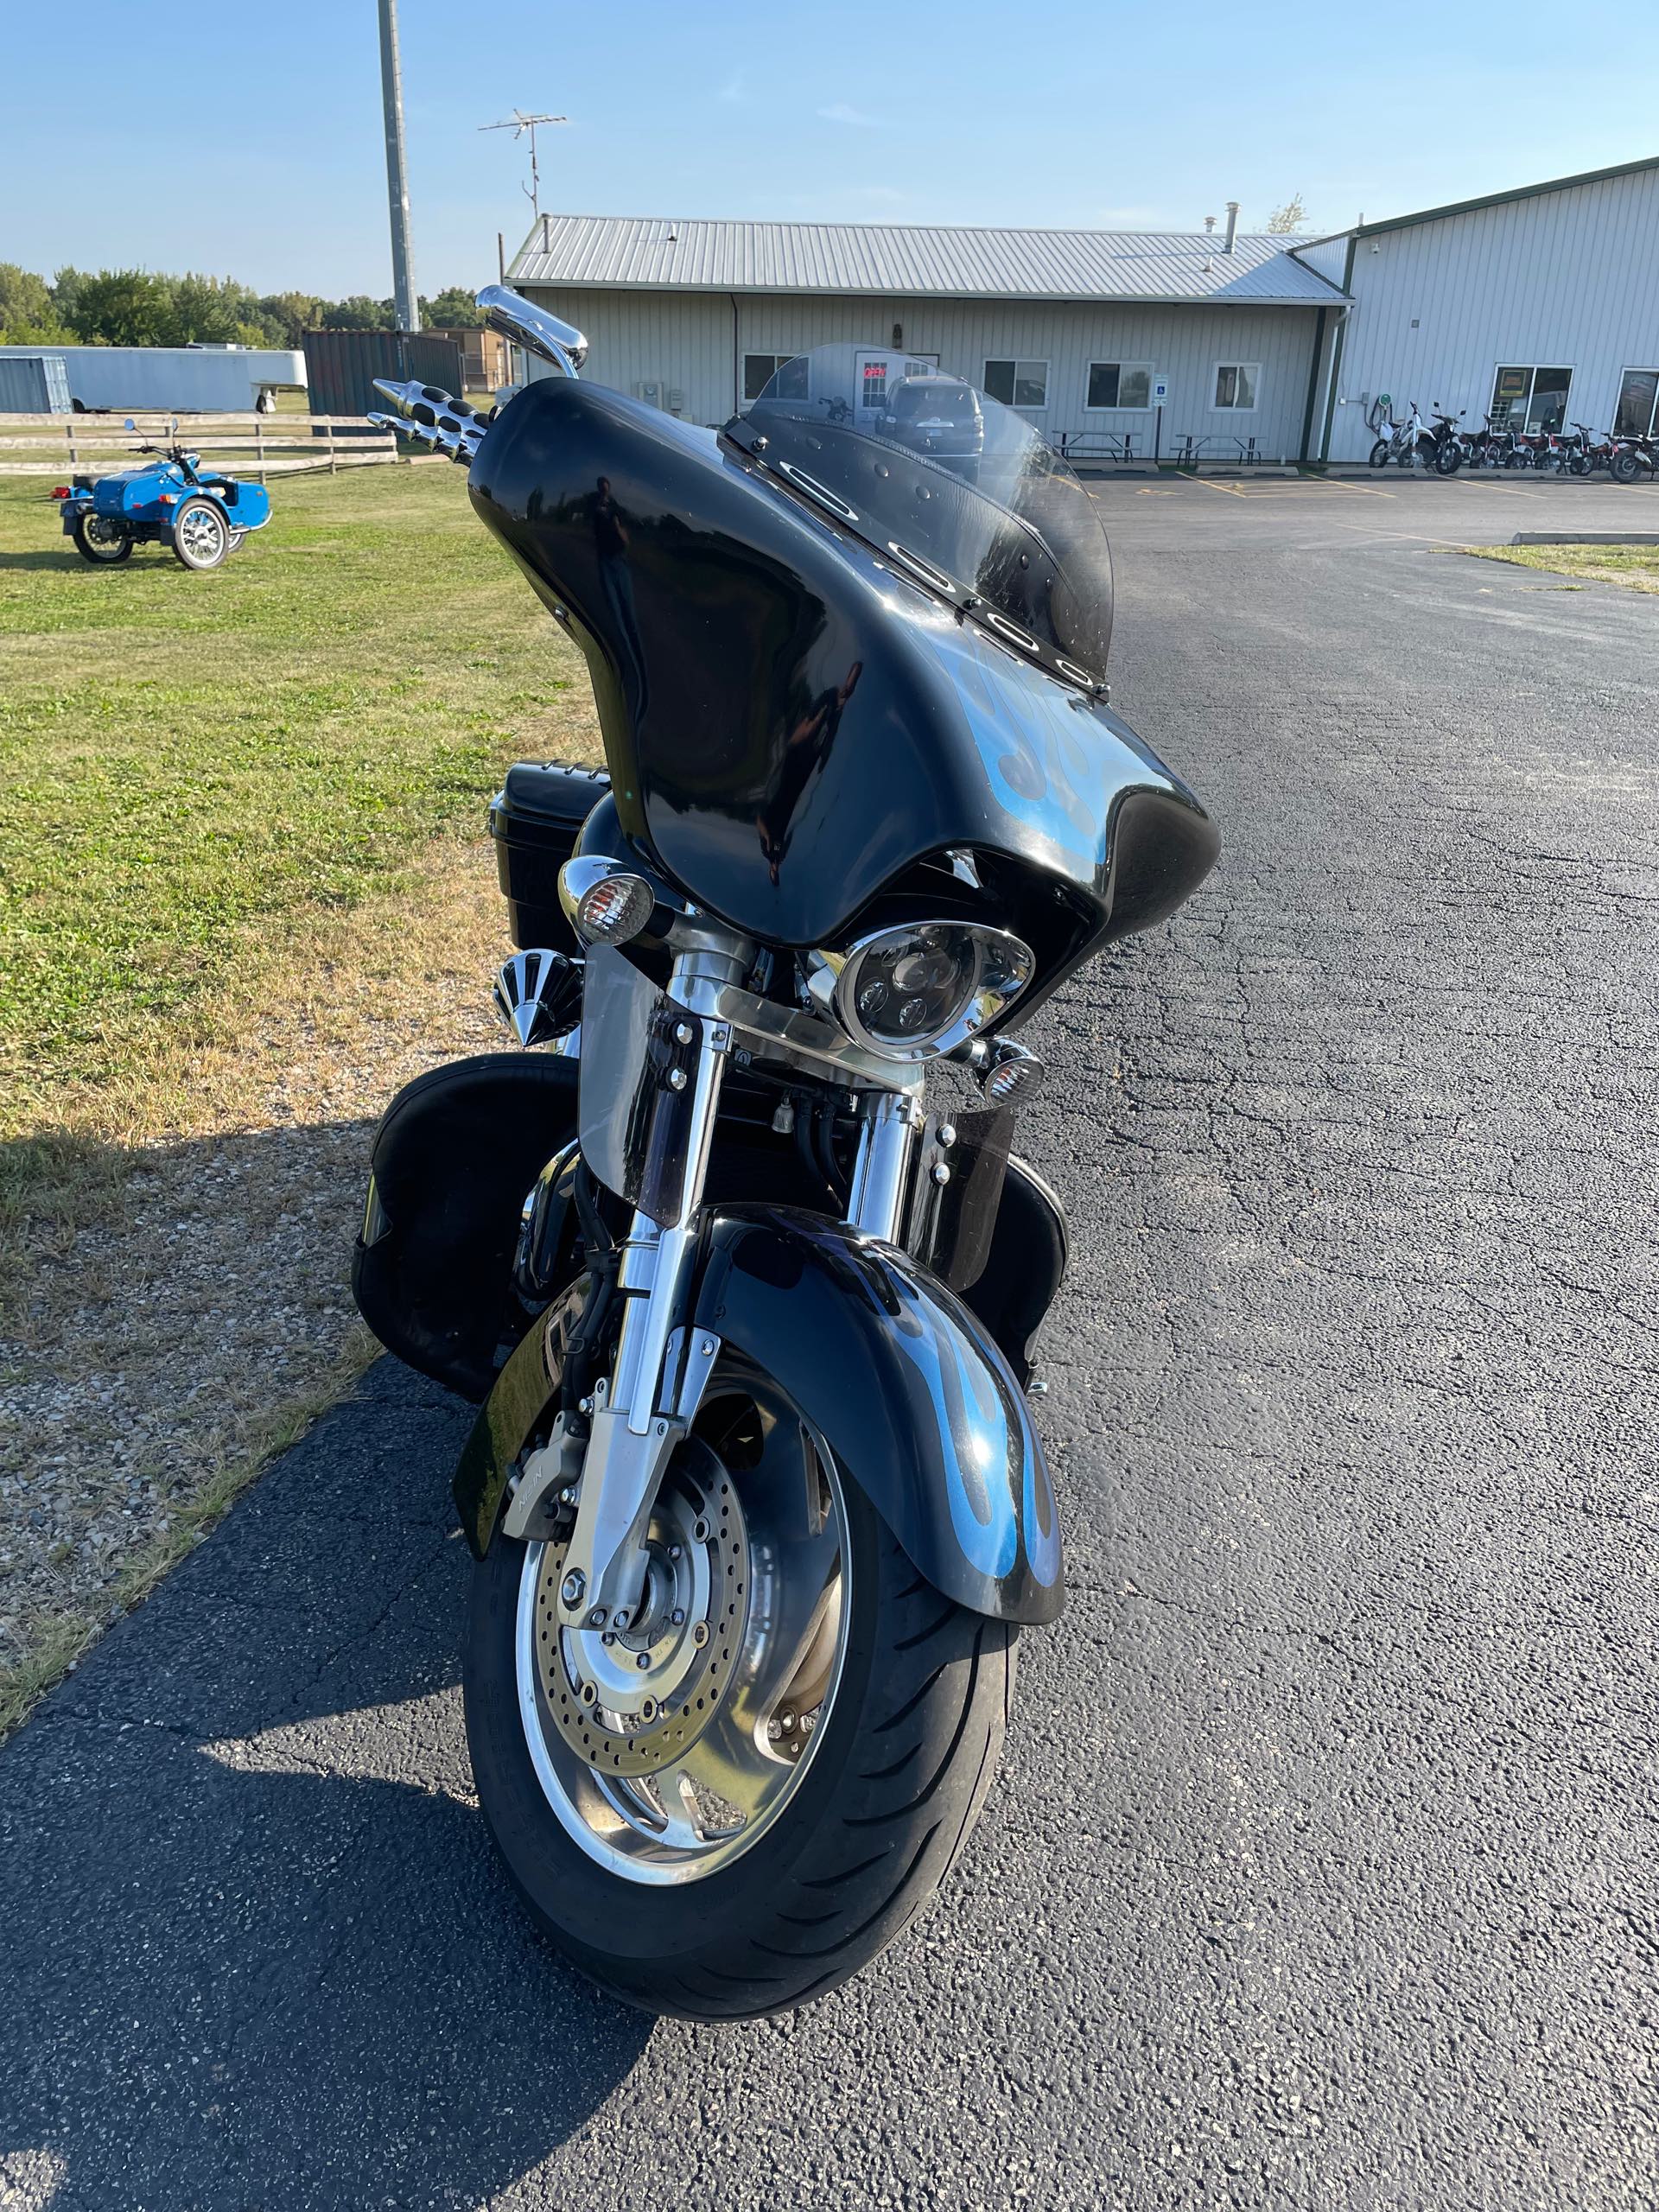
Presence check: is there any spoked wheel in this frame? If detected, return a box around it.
[465,1354,1016,2018]
[1368,439,1392,469]
[1433,442,1462,474]
[72,512,131,564]
[1611,449,1642,485]
[171,496,230,569]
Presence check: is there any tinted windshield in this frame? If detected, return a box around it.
[732,343,1113,684]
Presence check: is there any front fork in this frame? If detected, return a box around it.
[524,944,920,1631]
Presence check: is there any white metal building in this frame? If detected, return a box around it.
[1300,156,1659,461]
[505,154,1658,468]
[508,213,1344,466]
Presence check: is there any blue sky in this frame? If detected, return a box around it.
[2,0,1653,296]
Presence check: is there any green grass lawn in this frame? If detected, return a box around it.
[1462,543,1659,594]
[0,461,594,1131]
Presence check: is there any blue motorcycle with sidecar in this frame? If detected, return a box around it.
[54,419,271,569]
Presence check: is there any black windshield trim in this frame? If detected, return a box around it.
[721,416,1108,699]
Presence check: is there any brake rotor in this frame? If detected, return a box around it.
[531,1438,750,1779]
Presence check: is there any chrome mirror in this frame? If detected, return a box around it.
[476,283,588,377]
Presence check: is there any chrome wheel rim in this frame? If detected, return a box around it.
[83,515,124,552]
[178,504,226,563]
[514,1363,850,1885]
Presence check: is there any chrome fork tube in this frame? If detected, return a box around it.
[611,1015,728,1434]
[846,1092,918,1243]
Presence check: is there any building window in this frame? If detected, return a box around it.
[1491,365,1573,434]
[983,359,1048,410]
[742,353,795,403]
[1615,367,1659,438]
[1086,362,1154,410]
[1213,363,1259,410]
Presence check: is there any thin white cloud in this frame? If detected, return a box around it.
[817,102,881,127]
[849,185,906,204]
[719,73,747,104]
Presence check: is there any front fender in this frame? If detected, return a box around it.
[454,1205,1063,1624]
[692,1207,1063,1625]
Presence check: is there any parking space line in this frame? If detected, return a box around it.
[1191,477,1249,499]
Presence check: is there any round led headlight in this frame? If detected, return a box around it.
[829,921,1033,1061]
[560,857,655,946]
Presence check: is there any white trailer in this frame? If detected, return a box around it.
[0,344,306,414]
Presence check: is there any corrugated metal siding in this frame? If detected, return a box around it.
[508,216,1340,306]
[300,331,465,422]
[0,353,71,412]
[523,285,1324,459]
[1326,165,1659,459]
[1291,235,1351,288]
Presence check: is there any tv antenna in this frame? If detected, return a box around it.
[480,110,568,222]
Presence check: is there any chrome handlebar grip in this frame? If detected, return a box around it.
[475,283,588,376]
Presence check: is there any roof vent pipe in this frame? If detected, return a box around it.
[1204,215,1217,234]
[1224,201,1240,254]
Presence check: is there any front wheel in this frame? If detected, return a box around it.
[1368,439,1392,469]
[464,1357,1016,2018]
[1433,441,1462,474]
[1610,449,1641,485]
[72,512,131,563]
[171,496,230,569]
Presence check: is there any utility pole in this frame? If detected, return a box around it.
[377,0,419,332]
[480,110,569,226]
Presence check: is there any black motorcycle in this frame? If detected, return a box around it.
[355,287,1218,2018]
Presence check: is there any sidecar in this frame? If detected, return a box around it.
[54,448,271,570]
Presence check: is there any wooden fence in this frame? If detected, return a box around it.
[0,412,401,481]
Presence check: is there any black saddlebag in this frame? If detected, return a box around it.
[489,760,611,954]
[352,1052,580,1401]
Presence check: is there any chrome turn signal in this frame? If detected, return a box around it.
[560,857,655,947]
[978,1039,1045,1104]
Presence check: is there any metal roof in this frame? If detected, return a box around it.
[506,216,1346,306]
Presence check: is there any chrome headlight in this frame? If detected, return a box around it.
[817,921,1033,1061]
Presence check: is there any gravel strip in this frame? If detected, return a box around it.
[0,868,505,1686]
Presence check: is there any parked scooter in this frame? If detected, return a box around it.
[353,287,1219,2018]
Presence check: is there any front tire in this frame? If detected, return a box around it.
[1368,438,1392,469]
[171,496,230,569]
[464,1363,1016,2018]
[1433,441,1462,474]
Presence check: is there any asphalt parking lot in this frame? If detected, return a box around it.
[3,475,1656,2211]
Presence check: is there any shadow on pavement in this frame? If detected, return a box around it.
[0,1358,652,2211]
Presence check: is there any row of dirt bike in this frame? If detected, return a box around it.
[1369,404,1656,481]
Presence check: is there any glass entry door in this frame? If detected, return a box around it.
[1491,365,1573,433]
[854,349,939,423]
[1616,368,1659,438]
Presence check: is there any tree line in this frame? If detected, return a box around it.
[0,264,486,350]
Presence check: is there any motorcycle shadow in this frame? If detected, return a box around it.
[0,548,88,572]
[0,1357,653,2210]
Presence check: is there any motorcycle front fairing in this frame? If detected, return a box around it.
[467,376,1217,999]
